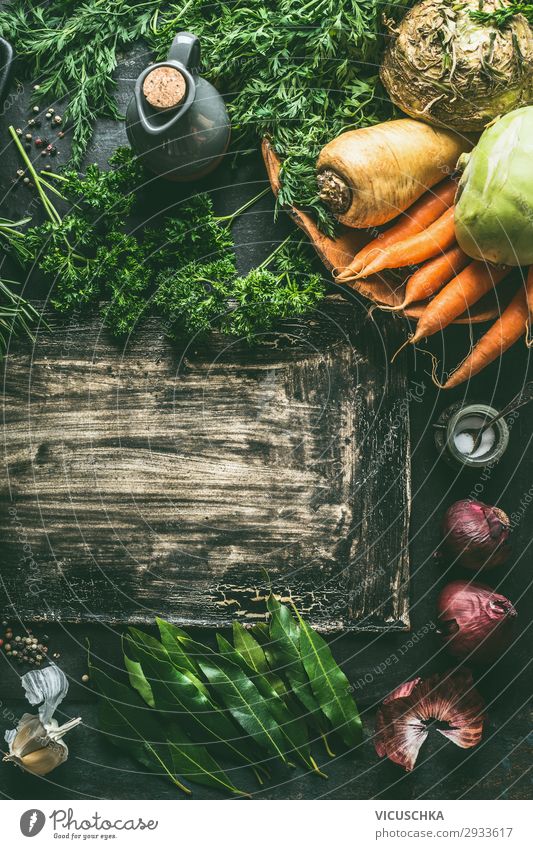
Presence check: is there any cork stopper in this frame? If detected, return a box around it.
[142,66,187,110]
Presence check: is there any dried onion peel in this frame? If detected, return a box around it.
[375,669,486,771]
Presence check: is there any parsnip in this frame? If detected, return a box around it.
[316,119,471,229]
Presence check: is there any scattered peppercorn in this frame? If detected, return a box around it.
[28,118,35,127]
[32,105,39,113]
[33,84,40,91]
[81,674,89,683]
[16,168,24,177]
[25,133,32,142]
[53,115,62,125]
[2,624,56,668]
[48,107,55,115]
[58,131,64,139]
[41,150,48,157]
[15,127,23,136]
[23,177,30,184]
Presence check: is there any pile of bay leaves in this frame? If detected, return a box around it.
[91,597,362,796]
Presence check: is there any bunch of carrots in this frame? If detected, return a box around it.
[336,177,532,389]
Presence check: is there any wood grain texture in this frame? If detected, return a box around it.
[0,298,410,631]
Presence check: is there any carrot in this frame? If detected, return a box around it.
[380,244,469,312]
[337,179,457,281]
[443,288,529,389]
[526,266,533,347]
[356,206,457,280]
[410,261,511,344]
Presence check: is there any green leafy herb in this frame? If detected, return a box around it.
[216,633,324,775]
[231,620,287,697]
[178,635,289,764]
[266,594,323,721]
[293,605,363,748]
[89,663,192,795]
[123,651,155,708]
[168,733,249,797]
[6,138,325,341]
[92,600,361,794]
[147,0,412,231]
[0,277,40,359]
[0,1,156,165]
[126,629,264,776]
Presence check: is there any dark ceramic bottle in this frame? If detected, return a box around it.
[126,32,231,181]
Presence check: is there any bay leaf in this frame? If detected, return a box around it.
[178,634,288,764]
[217,634,323,775]
[123,637,155,707]
[90,663,191,795]
[127,628,262,774]
[266,595,322,720]
[232,621,287,697]
[293,606,362,747]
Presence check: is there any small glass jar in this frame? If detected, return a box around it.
[434,402,510,469]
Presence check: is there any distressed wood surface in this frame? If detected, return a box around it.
[0,299,410,631]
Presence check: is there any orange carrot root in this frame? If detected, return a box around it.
[402,244,470,308]
[336,178,457,281]
[525,266,533,348]
[356,206,456,280]
[443,288,529,389]
[411,261,511,344]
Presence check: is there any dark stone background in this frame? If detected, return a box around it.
[0,42,531,801]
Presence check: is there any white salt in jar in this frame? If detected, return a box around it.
[434,402,510,469]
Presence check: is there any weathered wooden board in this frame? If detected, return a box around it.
[0,298,410,631]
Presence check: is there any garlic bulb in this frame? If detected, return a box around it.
[3,665,81,777]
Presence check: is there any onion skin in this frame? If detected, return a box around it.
[441,499,511,570]
[437,580,517,665]
[375,669,486,771]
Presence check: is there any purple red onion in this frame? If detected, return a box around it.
[375,669,486,771]
[441,499,511,570]
[437,580,517,664]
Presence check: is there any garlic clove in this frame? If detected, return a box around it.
[3,665,82,777]
[4,714,46,759]
[5,740,68,777]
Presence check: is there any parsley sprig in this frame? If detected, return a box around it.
[4,137,325,341]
